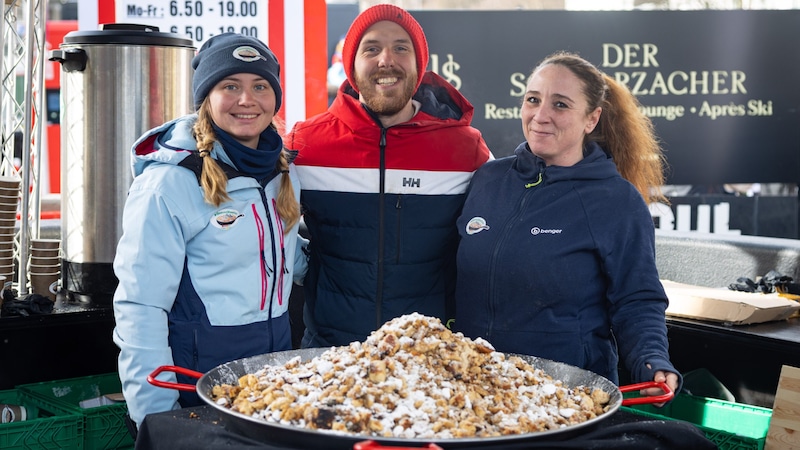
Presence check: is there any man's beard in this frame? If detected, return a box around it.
[355,70,418,116]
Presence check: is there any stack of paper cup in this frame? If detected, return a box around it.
[29,238,61,301]
[0,176,20,290]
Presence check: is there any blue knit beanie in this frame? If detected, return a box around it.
[191,33,282,111]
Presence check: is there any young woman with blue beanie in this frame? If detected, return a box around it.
[112,33,308,433]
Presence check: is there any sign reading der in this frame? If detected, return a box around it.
[414,10,800,185]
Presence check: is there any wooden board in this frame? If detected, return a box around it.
[766,365,800,450]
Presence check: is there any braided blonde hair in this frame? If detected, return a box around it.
[192,99,300,232]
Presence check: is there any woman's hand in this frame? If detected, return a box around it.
[642,369,679,408]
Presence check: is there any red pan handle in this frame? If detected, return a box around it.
[147,365,204,392]
[354,442,443,450]
[620,381,674,406]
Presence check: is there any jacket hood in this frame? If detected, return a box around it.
[129,115,236,178]
[330,71,476,132]
[513,141,621,184]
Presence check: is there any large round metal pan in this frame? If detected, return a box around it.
[149,347,670,449]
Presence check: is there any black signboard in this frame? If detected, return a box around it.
[412,10,800,185]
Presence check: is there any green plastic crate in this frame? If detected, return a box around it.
[0,388,83,449]
[18,373,134,450]
[622,393,772,450]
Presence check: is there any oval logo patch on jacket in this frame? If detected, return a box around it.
[211,209,244,230]
[466,217,490,235]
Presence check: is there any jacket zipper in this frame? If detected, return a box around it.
[259,189,279,315]
[272,198,286,306]
[376,128,387,328]
[395,196,402,264]
[486,168,544,336]
[253,203,269,310]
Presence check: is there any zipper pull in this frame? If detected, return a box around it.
[525,171,543,189]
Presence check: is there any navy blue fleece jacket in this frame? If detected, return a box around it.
[455,142,681,389]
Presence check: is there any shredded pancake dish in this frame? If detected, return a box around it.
[210,313,613,439]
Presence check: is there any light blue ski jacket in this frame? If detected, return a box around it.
[112,115,308,427]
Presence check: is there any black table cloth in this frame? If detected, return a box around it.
[135,405,717,450]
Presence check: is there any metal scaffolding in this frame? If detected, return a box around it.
[2,0,47,296]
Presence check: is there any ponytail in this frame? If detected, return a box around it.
[275,150,300,232]
[595,75,667,205]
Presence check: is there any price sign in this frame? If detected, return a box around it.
[116,0,267,46]
[80,0,330,128]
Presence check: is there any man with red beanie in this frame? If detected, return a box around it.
[288,4,491,347]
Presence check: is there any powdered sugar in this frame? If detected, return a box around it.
[211,313,611,439]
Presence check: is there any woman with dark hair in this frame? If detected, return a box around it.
[455,51,679,404]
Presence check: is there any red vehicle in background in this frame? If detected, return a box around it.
[43,20,77,196]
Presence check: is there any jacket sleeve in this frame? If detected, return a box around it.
[112,172,192,427]
[293,235,309,285]
[288,164,308,285]
[599,188,683,394]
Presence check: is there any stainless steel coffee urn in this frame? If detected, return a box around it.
[50,24,195,304]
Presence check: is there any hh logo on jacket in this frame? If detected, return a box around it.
[403,177,421,188]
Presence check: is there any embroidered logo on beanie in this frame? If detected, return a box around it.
[232,46,267,63]
[191,33,282,111]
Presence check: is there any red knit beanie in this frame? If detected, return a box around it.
[341,4,429,94]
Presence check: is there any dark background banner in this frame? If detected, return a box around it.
[412,10,800,185]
